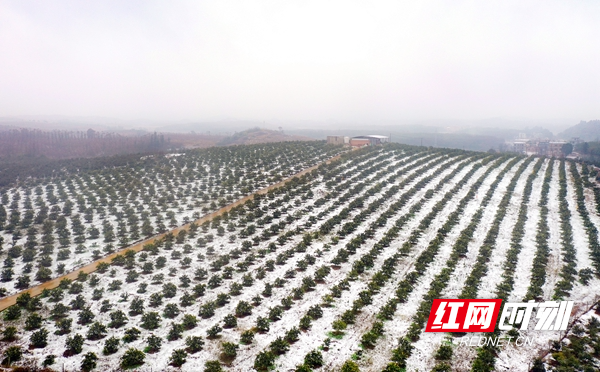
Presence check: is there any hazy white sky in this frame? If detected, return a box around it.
[1,0,599,124]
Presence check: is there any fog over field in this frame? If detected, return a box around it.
[0,0,599,132]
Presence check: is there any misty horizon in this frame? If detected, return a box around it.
[1,1,599,129]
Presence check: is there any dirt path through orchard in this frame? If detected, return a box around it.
[0,151,347,311]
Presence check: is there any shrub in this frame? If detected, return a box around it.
[81,352,98,372]
[129,297,144,315]
[252,295,262,306]
[65,334,84,355]
[268,306,283,321]
[99,300,112,312]
[235,301,252,317]
[221,341,239,359]
[3,306,21,321]
[69,282,84,294]
[208,275,223,288]
[269,337,290,355]
[30,328,49,348]
[103,336,120,355]
[125,270,139,283]
[167,322,184,341]
[25,312,43,330]
[322,294,335,307]
[108,279,122,291]
[78,308,95,325]
[49,288,64,302]
[299,315,312,330]
[15,275,31,289]
[285,327,301,343]
[92,288,104,300]
[87,322,107,340]
[254,350,276,371]
[1,268,13,282]
[142,262,154,274]
[229,282,243,297]
[390,337,413,368]
[169,349,187,367]
[193,283,206,297]
[341,360,361,372]
[149,293,163,307]
[2,346,22,365]
[145,334,162,353]
[163,303,181,319]
[434,344,453,361]
[304,349,323,368]
[141,312,161,330]
[123,327,141,343]
[108,310,128,328]
[431,363,452,372]
[26,296,42,311]
[179,275,191,287]
[199,301,216,318]
[162,283,177,298]
[223,314,237,328]
[70,294,86,310]
[207,324,223,339]
[307,305,323,319]
[55,317,72,335]
[156,256,167,268]
[51,303,69,318]
[256,316,270,333]
[43,354,56,367]
[182,314,198,329]
[240,330,255,344]
[262,283,273,297]
[205,360,223,372]
[579,268,594,285]
[194,268,208,281]
[2,326,17,341]
[281,296,293,309]
[361,331,378,348]
[341,310,356,324]
[293,288,304,300]
[180,291,195,307]
[120,348,145,369]
[89,274,100,287]
[16,292,32,307]
[185,336,205,353]
[96,262,109,273]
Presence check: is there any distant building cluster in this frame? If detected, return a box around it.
[327,135,389,147]
[501,135,582,158]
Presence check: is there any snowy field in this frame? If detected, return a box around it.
[0,144,599,371]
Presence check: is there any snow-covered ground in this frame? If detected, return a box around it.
[441,158,525,299]
[0,143,343,297]
[506,159,548,302]
[542,161,563,300]
[1,149,598,372]
[476,159,538,299]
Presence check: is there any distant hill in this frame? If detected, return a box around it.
[558,120,600,141]
[216,127,314,146]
